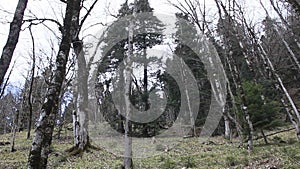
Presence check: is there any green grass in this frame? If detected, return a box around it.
[0,128,300,169]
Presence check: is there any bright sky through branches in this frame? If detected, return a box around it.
[0,0,273,93]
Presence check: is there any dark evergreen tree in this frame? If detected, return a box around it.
[239,81,283,144]
[96,0,166,137]
[173,13,211,135]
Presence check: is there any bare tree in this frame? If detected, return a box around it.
[0,0,28,86]
[123,0,137,168]
[27,1,81,168]
[27,26,36,139]
[64,0,100,155]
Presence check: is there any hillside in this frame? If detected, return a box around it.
[0,128,299,169]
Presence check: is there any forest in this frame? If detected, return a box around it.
[0,0,300,168]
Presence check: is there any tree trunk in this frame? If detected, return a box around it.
[27,26,36,139]
[10,109,19,152]
[27,1,78,168]
[70,0,91,151]
[229,51,254,152]
[123,1,137,168]
[180,58,196,136]
[0,0,28,86]
[224,113,231,140]
[214,0,254,152]
[261,129,268,144]
[237,5,300,142]
[269,0,300,50]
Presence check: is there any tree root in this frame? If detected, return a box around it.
[65,141,102,157]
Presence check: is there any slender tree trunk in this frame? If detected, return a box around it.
[0,0,28,86]
[67,0,99,153]
[11,109,19,152]
[237,3,300,141]
[142,47,149,136]
[261,129,268,144]
[27,26,36,139]
[123,1,137,168]
[180,58,196,136]
[229,51,254,152]
[269,0,300,50]
[224,112,231,140]
[214,0,254,152]
[27,1,78,168]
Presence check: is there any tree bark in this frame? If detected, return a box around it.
[68,0,99,153]
[214,0,254,152]
[123,1,137,168]
[73,38,90,150]
[27,26,36,139]
[224,113,231,140]
[0,0,28,86]
[10,109,19,152]
[27,1,78,168]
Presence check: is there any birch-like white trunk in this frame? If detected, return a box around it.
[258,42,300,141]
[123,1,137,168]
[224,113,231,140]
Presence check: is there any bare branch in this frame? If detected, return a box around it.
[0,60,16,98]
[79,0,99,32]
[23,18,63,30]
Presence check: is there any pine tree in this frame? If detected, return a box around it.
[173,13,211,136]
[96,0,165,137]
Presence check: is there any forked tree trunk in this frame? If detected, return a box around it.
[27,1,79,168]
[0,0,28,86]
[66,0,99,154]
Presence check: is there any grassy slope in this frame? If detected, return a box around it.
[0,128,300,169]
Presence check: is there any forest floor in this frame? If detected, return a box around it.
[0,127,300,169]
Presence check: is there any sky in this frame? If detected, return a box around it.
[0,0,275,93]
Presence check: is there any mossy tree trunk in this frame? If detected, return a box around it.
[27,1,80,168]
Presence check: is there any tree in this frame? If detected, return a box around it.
[28,1,81,168]
[0,0,28,88]
[67,0,99,154]
[214,0,254,152]
[241,81,283,144]
[173,13,211,136]
[96,0,165,138]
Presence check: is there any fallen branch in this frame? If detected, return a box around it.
[253,127,295,141]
